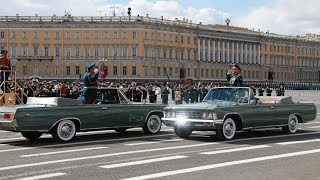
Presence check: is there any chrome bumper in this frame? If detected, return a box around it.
[162,118,224,129]
[0,119,18,131]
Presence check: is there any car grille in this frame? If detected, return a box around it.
[175,111,201,119]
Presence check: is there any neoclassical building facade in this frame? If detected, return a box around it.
[0,15,319,83]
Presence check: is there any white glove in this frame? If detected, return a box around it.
[94,68,99,73]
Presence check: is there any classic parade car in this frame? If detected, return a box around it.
[162,87,317,140]
[0,88,166,142]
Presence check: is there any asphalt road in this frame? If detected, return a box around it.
[0,91,319,180]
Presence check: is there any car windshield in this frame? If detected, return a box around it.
[202,88,249,103]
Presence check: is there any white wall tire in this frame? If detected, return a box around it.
[143,114,162,134]
[282,114,299,134]
[52,120,77,142]
[216,118,236,140]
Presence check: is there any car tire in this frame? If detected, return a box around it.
[114,128,128,133]
[216,118,236,140]
[282,114,299,134]
[174,127,192,138]
[21,132,42,141]
[52,120,77,142]
[143,114,162,134]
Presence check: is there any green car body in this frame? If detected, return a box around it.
[0,88,166,142]
[162,87,317,140]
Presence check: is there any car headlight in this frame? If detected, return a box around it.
[202,112,208,119]
[202,112,217,120]
[165,111,170,118]
[171,111,176,118]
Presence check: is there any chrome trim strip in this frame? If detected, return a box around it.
[162,118,223,123]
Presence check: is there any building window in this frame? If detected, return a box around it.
[157,67,161,76]
[76,66,80,75]
[144,47,149,58]
[55,32,60,39]
[85,32,90,39]
[113,32,118,39]
[122,66,127,76]
[11,31,16,38]
[44,32,49,39]
[104,31,109,38]
[163,67,167,76]
[133,32,138,39]
[113,66,118,75]
[66,32,71,39]
[85,46,90,58]
[122,32,127,39]
[104,46,109,58]
[66,47,71,58]
[44,65,49,76]
[175,48,178,60]
[75,32,80,39]
[44,46,49,57]
[33,65,38,75]
[201,68,204,77]
[33,32,38,39]
[94,46,99,57]
[23,66,27,75]
[22,46,28,56]
[113,46,118,58]
[169,67,173,76]
[206,69,209,77]
[66,66,70,76]
[75,47,80,58]
[55,47,60,57]
[11,45,17,58]
[163,34,167,42]
[132,66,137,76]
[33,46,39,56]
[163,48,167,59]
[132,47,137,57]
[94,31,99,39]
[144,32,148,39]
[122,47,128,58]
[22,32,27,39]
[55,66,59,76]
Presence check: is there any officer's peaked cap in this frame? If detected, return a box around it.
[86,62,95,70]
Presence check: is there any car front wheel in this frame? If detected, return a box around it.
[21,132,43,141]
[52,120,77,142]
[143,114,162,134]
[216,118,236,140]
[282,114,299,134]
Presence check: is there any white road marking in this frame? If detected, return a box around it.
[0,142,219,171]
[276,139,320,145]
[200,145,270,155]
[124,139,183,146]
[307,126,320,129]
[304,122,320,125]
[100,155,188,169]
[121,148,320,180]
[14,172,66,180]
[20,147,108,158]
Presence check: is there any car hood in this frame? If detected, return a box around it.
[165,101,235,111]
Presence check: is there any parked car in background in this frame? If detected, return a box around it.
[0,88,166,142]
[162,87,317,140]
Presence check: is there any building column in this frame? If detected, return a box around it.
[236,42,239,63]
[227,41,230,63]
[202,39,206,61]
[222,41,225,63]
[197,38,200,61]
[231,42,235,63]
[212,40,215,62]
[245,43,248,64]
[249,44,252,64]
[208,40,211,62]
[217,40,220,62]
[257,44,261,64]
[240,43,243,63]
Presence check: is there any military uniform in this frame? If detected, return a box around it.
[230,74,243,87]
[161,87,170,104]
[199,87,208,102]
[82,63,99,104]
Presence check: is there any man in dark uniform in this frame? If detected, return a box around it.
[78,62,99,104]
[161,84,170,104]
[229,64,243,87]
[199,84,209,102]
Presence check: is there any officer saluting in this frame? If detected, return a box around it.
[82,62,99,104]
[229,64,243,87]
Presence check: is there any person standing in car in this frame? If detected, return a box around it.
[229,64,243,87]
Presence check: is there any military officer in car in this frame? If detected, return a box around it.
[229,64,243,87]
[81,62,99,104]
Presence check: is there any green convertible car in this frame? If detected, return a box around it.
[0,88,166,142]
[162,87,317,140]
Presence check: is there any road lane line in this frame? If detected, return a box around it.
[20,147,108,158]
[121,148,320,180]
[304,122,320,125]
[124,139,183,146]
[100,155,188,169]
[276,139,320,145]
[307,126,320,129]
[14,172,66,180]
[0,142,219,171]
[199,145,270,155]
